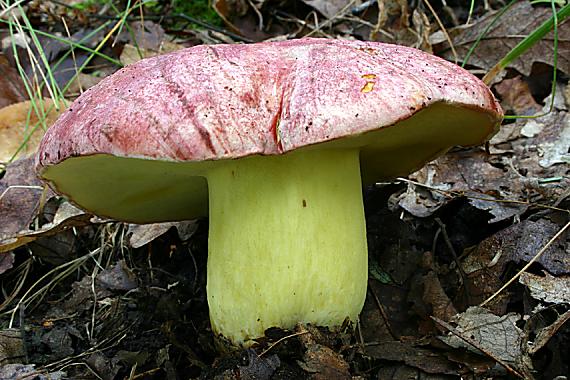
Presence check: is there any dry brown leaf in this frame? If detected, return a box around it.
[523,306,570,362]
[495,76,543,116]
[0,200,99,254]
[212,0,286,41]
[97,260,138,292]
[301,0,355,19]
[365,340,459,375]
[422,271,458,323]
[401,96,569,222]
[0,54,27,108]
[0,252,14,275]
[120,41,184,66]
[128,221,198,248]
[440,307,523,365]
[64,72,104,97]
[0,157,46,240]
[0,98,66,162]
[400,151,527,222]
[457,219,569,313]
[119,21,170,51]
[464,219,569,276]
[519,272,570,305]
[435,1,570,76]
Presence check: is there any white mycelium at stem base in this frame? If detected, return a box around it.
[206,148,368,345]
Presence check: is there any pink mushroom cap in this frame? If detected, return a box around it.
[36,38,503,222]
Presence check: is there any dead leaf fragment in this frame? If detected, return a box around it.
[0,329,25,365]
[238,349,280,379]
[120,41,184,66]
[365,340,459,375]
[422,271,458,323]
[0,54,27,108]
[97,260,138,292]
[519,272,570,305]
[440,307,523,365]
[0,252,14,275]
[435,2,570,76]
[301,0,354,19]
[0,199,98,254]
[0,98,66,162]
[0,364,65,380]
[128,221,198,248]
[523,306,570,357]
[495,76,542,116]
[0,157,46,240]
[402,152,527,222]
[462,219,569,277]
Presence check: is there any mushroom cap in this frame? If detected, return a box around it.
[36,38,503,222]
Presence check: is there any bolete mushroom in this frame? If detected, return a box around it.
[35,38,503,346]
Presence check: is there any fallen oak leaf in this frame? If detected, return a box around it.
[0,201,106,254]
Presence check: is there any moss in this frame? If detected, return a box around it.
[171,0,223,27]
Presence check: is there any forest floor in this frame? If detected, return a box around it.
[0,1,568,379]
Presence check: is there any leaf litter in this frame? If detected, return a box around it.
[0,1,568,379]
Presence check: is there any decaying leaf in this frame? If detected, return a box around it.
[520,272,570,305]
[495,76,543,116]
[238,349,280,379]
[0,364,65,380]
[0,98,66,162]
[0,157,46,241]
[0,54,27,108]
[0,329,25,365]
[456,218,568,314]
[97,260,138,292]
[0,252,14,275]
[0,200,99,254]
[440,307,523,365]
[301,0,355,19]
[400,151,527,222]
[118,21,171,52]
[120,41,184,66]
[435,1,570,76]
[421,270,458,324]
[522,306,570,357]
[128,221,198,248]
[294,325,351,379]
[462,219,569,277]
[365,340,459,375]
[402,80,569,222]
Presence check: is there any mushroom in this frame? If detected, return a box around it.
[35,38,503,346]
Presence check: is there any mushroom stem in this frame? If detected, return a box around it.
[206,148,368,345]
